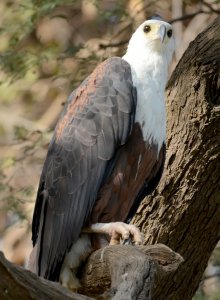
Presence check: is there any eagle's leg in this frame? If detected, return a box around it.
[60,234,91,291]
[83,222,143,245]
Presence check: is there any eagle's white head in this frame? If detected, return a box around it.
[123,19,175,73]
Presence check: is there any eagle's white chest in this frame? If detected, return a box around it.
[123,54,168,152]
[134,73,166,151]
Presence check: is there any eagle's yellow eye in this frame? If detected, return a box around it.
[167,29,172,38]
[143,25,151,33]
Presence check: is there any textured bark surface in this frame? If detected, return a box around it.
[133,16,220,300]
[0,251,93,300]
[79,244,183,299]
[0,244,182,300]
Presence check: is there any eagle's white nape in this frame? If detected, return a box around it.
[123,19,175,152]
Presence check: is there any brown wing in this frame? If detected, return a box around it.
[31,57,136,280]
[88,123,166,224]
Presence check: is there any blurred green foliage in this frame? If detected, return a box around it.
[0,127,52,226]
[0,0,76,80]
[193,290,220,300]
[0,0,127,81]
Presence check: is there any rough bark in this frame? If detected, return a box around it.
[133,16,220,299]
[79,244,183,299]
[0,252,93,300]
[0,244,182,300]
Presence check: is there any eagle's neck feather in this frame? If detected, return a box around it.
[123,50,169,152]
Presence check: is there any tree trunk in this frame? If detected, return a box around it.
[0,15,219,300]
[134,16,220,299]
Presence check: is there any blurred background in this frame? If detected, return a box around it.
[0,0,219,299]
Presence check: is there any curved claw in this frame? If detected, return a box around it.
[108,222,143,245]
[83,222,144,246]
[122,237,133,245]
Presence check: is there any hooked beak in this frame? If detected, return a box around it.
[159,25,166,43]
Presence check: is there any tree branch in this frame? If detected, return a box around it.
[0,251,93,300]
[0,244,183,300]
[169,10,209,24]
[202,0,220,14]
[79,244,183,299]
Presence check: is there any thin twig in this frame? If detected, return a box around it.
[99,40,128,49]
[170,10,209,24]
[201,0,220,14]
[203,271,220,281]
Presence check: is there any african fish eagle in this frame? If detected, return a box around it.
[29,18,175,290]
